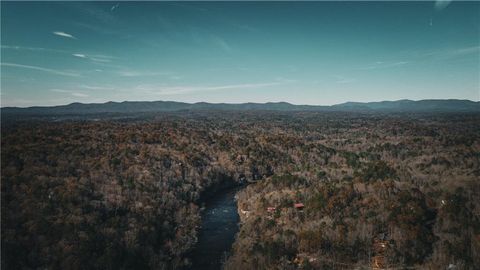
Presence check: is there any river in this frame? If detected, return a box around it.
[189,187,240,269]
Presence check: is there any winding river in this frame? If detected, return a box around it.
[189,187,240,269]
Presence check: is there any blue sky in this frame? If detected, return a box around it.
[1,1,479,107]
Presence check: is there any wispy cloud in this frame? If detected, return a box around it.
[2,45,116,64]
[115,69,172,77]
[72,53,87,58]
[360,61,409,70]
[90,57,112,63]
[443,46,480,57]
[49,89,70,93]
[362,45,480,71]
[67,2,126,40]
[72,92,89,97]
[211,35,232,53]
[1,45,69,54]
[50,89,89,98]
[72,53,114,62]
[136,80,293,96]
[1,62,81,77]
[81,85,114,90]
[410,45,480,61]
[187,25,234,53]
[53,31,77,39]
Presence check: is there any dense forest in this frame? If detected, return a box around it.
[2,111,479,269]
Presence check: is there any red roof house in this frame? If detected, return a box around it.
[294,203,305,209]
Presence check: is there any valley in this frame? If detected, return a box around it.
[2,111,479,269]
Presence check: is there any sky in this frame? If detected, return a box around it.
[1,1,479,107]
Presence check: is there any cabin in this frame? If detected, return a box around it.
[240,209,250,218]
[294,203,305,210]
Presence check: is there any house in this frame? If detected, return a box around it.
[294,203,305,210]
[240,209,250,218]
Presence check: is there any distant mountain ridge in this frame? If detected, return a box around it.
[333,99,480,111]
[2,99,479,115]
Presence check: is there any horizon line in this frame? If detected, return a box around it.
[1,98,479,109]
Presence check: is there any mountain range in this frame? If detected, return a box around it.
[2,99,479,115]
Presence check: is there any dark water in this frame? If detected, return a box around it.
[189,188,240,270]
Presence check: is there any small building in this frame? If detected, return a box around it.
[240,209,250,218]
[267,207,276,212]
[294,203,305,210]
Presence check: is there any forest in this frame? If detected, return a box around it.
[2,111,479,269]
